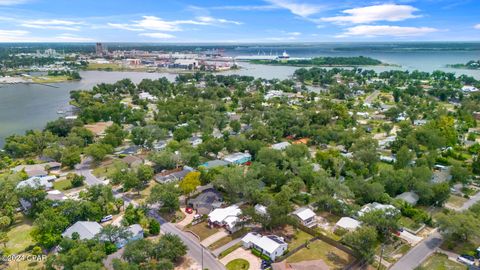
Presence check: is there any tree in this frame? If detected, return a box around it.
[343,226,378,262]
[148,184,180,213]
[96,224,133,244]
[136,164,154,184]
[122,171,141,193]
[149,218,160,235]
[102,124,126,148]
[451,164,471,184]
[31,208,69,248]
[68,173,85,188]
[178,171,201,203]
[395,145,413,169]
[85,143,113,163]
[152,234,187,262]
[61,146,82,168]
[436,212,480,241]
[359,209,400,241]
[122,239,154,264]
[149,151,177,171]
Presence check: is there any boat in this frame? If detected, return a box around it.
[277,51,290,59]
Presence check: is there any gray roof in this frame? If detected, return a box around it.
[188,188,223,214]
[155,166,194,183]
[396,191,420,205]
[62,221,102,240]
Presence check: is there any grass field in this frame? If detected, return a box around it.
[53,178,73,191]
[446,195,468,208]
[30,75,75,83]
[5,214,35,254]
[86,63,124,71]
[208,228,249,250]
[288,230,314,250]
[420,253,466,270]
[185,221,219,241]
[226,259,249,270]
[287,239,354,270]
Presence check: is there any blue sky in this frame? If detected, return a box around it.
[0,0,479,42]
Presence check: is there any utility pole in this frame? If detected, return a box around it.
[378,243,385,270]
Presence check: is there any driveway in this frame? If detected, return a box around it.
[390,230,443,270]
[177,207,195,229]
[74,157,105,186]
[201,230,229,247]
[458,190,480,211]
[220,247,261,270]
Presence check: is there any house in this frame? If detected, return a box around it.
[62,221,102,240]
[115,145,142,155]
[241,232,288,261]
[154,166,194,183]
[358,202,397,217]
[335,217,361,231]
[292,207,317,228]
[380,155,396,163]
[255,204,268,216]
[461,85,479,93]
[122,155,143,168]
[189,136,203,147]
[84,121,113,138]
[271,142,291,151]
[138,92,158,102]
[188,188,223,215]
[272,260,329,270]
[395,191,420,205]
[12,164,49,177]
[16,175,56,190]
[152,140,168,151]
[116,224,144,248]
[47,190,68,201]
[413,119,428,126]
[208,205,242,233]
[223,152,252,165]
[201,160,229,170]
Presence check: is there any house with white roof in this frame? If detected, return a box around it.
[241,232,288,261]
[138,92,158,102]
[335,217,361,231]
[395,191,420,206]
[208,205,242,233]
[254,204,268,216]
[292,207,317,228]
[62,221,102,240]
[16,175,56,190]
[358,202,397,217]
[223,152,252,165]
[271,142,291,151]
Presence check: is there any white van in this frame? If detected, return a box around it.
[100,215,113,223]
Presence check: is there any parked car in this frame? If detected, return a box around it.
[100,215,113,223]
[457,254,476,266]
[185,207,193,214]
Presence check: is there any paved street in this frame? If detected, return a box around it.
[149,209,225,270]
[74,157,105,186]
[390,230,443,270]
[458,190,480,211]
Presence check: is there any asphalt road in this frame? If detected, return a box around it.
[74,157,105,186]
[390,230,443,270]
[149,209,225,270]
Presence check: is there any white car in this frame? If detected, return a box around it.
[457,254,475,266]
[100,215,113,223]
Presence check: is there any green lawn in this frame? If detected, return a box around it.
[208,228,249,250]
[5,214,35,254]
[53,178,73,191]
[420,253,466,270]
[446,195,468,208]
[287,240,354,270]
[185,221,219,241]
[288,230,314,250]
[226,259,249,270]
[399,216,423,231]
[219,243,242,259]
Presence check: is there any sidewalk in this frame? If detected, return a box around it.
[212,238,243,257]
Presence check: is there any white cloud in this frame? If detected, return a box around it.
[288,31,301,36]
[20,19,83,31]
[475,24,480,30]
[265,0,323,17]
[109,15,242,33]
[338,25,438,37]
[196,16,242,25]
[0,0,30,5]
[0,29,29,39]
[211,5,279,11]
[321,4,420,24]
[54,34,93,42]
[139,32,175,39]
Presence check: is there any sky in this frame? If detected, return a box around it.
[0,0,479,43]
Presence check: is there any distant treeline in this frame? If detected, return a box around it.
[47,70,82,80]
[448,60,480,70]
[250,56,383,66]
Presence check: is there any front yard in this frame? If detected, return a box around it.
[185,221,219,241]
[420,253,466,270]
[5,214,35,254]
[446,195,468,209]
[286,239,354,270]
[208,227,250,250]
[53,178,74,191]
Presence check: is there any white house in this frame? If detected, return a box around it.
[208,205,242,233]
[335,217,361,231]
[292,207,317,228]
[223,152,252,165]
[395,191,420,206]
[138,92,158,102]
[62,221,102,240]
[271,142,291,151]
[241,232,288,261]
[16,175,56,190]
[254,204,268,216]
[358,202,397,217]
